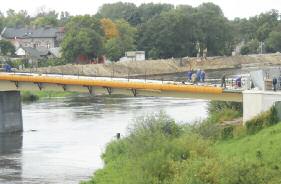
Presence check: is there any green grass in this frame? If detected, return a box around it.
[215,122,281,166]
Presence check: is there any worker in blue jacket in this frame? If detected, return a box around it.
[4,64,12,72]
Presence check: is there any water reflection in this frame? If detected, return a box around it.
[0,133,22,183]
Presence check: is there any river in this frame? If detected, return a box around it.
[0,95,208,184]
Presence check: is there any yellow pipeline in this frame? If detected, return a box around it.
[0,74,223,94]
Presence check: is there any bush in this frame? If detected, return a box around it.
[221,126,234,139]
[246,105,279,134]
[21,91,39,102]
[208,101,243,115]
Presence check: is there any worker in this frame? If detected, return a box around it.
[235,76,242,88]
[273,77,278,91]
[186,70,192,82]
[4,64,12,72]
[221,73,226,88]
[196,69,201,82]
[191,73,197,84]
[200,70,206,82]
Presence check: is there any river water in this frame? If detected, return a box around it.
[0,95,208,184]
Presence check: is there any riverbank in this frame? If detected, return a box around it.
[82,102,281,184]
[21,53,281,78]
[21,91,79,102]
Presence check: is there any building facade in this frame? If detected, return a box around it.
[0,27,64,50]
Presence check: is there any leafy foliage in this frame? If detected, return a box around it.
[0,40,15,56]
[246,105,279,134]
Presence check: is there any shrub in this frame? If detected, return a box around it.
[21,91,39,102]
[246,105,279,134]
[208,101,243,115]
[221,126,234,139]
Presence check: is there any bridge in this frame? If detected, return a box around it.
[0,73,279,134]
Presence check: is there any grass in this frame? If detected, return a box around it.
[215,122,281,166]
[21,90,79,102]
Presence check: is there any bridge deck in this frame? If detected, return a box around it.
[0,73,242,102]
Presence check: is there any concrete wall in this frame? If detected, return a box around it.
[243,90,281,122]
[0,91,23,133]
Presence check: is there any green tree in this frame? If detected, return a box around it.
[0,40,15,56]
[61,28,103,62]
[104,19,137,61]
[194,3,234,56]
[266,31,281,52]
[5,9,30,27]
[138,10,195,58]
[30,10,59,27]
[104,38,123,61]
[98,2,137,25]
[0,11,4,31]
[240,39,259,55]
[135,3,173,24]
[61,15,104,62]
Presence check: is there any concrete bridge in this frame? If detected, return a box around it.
[0,73,278,134]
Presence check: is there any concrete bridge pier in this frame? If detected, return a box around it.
[0,91,23,134]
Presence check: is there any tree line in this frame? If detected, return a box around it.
[0,2,281,63]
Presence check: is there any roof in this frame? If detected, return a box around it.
[16,47,49,59]
[1,27,64,39]
[49,47,61,58]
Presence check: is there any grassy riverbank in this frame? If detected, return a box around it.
[21,91,79,102]
[82,102,281,184]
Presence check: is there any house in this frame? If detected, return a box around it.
[15,47,59,66]
[120,51,145,62]
[0,26,64,50]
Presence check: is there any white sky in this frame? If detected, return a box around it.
[0,0,280,20]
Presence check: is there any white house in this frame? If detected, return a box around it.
[119,51,145,62]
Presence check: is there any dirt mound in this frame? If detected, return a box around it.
[23,53,281,77]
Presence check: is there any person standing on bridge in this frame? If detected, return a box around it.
[200,70,206,82]
[273,77,278,91]
[191,73,197,84]
[221,73,226,88]
[235,76,242,88]
[187,70,192,82]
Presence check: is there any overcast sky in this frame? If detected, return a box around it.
[0,0,280,20]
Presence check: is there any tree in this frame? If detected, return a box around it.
[61,15,104,62]
[266,31,281,52]
[194,3,234,56]
[100,18,119,40]
[240,39,259,55]
[59,11,71,26]
[135,3,173,24]
[0,40,15,56]
[104,38,123,61]
[5,9,30,27]
[138,9,197,59]
[104,19,137,61]
[61,28,103,62]
[30,10,59,26]
[98,2,137,25]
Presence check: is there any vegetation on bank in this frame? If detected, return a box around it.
[21,91,78,102]
[82,102,281,184]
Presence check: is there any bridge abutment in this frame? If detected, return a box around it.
[0,91,23,134]
[243,90,281,123]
